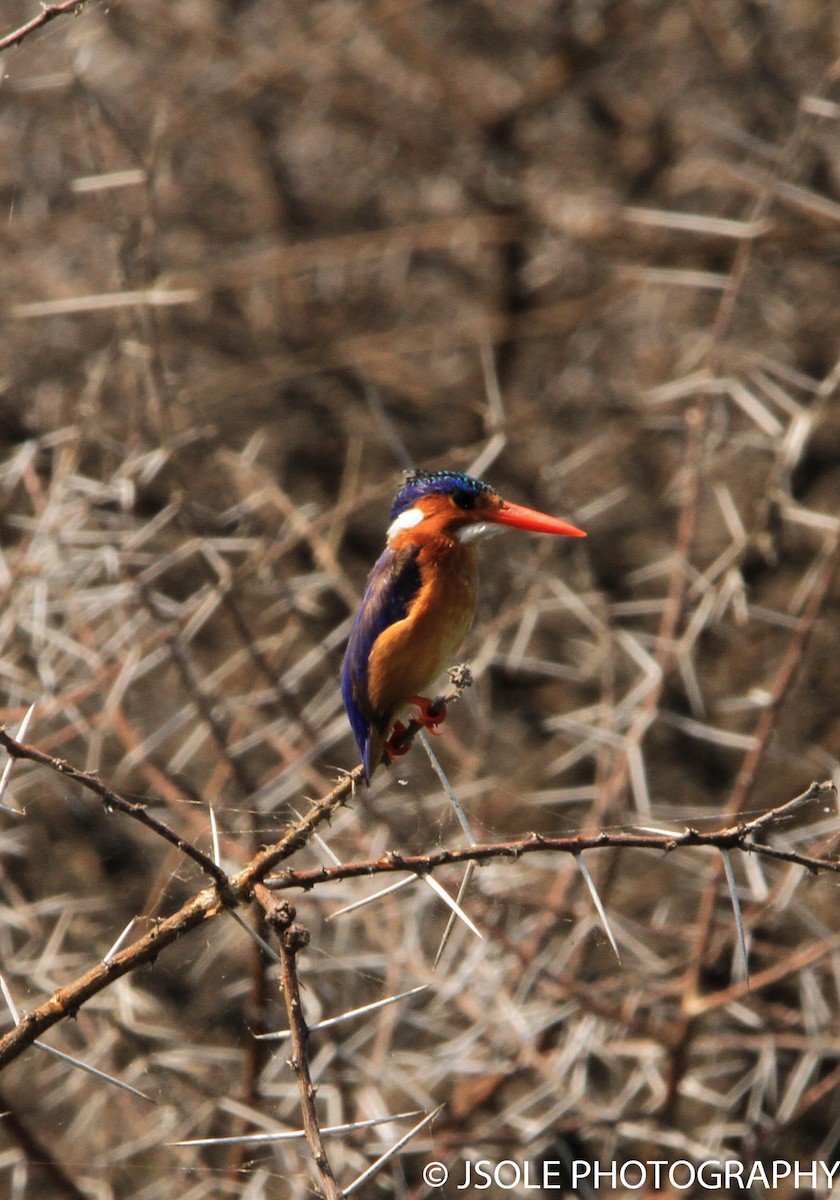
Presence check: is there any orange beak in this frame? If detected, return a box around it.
[480,499,586,538]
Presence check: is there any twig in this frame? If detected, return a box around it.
[2,776,830,1075]
[264,781,838,891]
[0,882,223,1070]
[0,660,470,892]
[0,701,35,814]
[740,778,830,835]
[0,728,228,886]
[0,0,87,53]
[256,888,343,1200]
[0,673,475,1069]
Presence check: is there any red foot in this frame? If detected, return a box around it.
[383,697,448,762]
[384,720,411,761]
[408,695,447,735]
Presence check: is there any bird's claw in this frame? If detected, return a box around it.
[384,697,448,762]
[384,720,411,761]
[408,695,447,735]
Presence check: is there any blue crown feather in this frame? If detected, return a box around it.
[390,470,495,519]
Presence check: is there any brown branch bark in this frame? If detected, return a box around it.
[0,670,475,1069]
[0,0,87,53]
[0,728,834,1078]
[0,728,228,886]
[256,887,344,1200]
[262,779,838,892]
[0,882,222,1070]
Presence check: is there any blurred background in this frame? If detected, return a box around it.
[1,2,840,1196]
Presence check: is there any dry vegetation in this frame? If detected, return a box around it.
[1,1,840,1197]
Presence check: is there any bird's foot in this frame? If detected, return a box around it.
[383,697,448,761]
[384,720,411,761]
[408,695,447,735]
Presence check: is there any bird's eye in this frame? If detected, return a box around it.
[451,489,478,510]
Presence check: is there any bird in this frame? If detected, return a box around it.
[341,469,586,782]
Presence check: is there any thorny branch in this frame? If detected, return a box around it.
[1,696,836,1194]
[257,888,344,1200]
[0,707,835,1081]
[261,780,839,892]
[0,669,476,1070]
[0,727,228,886]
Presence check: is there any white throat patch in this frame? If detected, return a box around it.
[387,506,425,542]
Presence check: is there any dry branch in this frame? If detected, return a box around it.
[262,780,838,892]
[0,728,227,884]
[0,0,86,53]
[0,670,476,1070]
[256,888,343,1200]
[0,701,834,1083]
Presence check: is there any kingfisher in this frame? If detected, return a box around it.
[342,469,586,782]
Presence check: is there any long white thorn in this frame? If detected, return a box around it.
[344,1105,445,1196]
[577,856,621,962]
[256,984,429,1041]
[0,703,36,813]
[424,873,483,941]
[721,849,750,983]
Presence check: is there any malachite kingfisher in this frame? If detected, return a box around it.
[342,469,586,782]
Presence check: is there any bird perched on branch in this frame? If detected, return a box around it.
[342,469,586,782]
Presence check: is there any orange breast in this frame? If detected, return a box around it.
[366,536,478,722]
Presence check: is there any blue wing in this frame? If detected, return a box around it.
[342,544,422,779]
